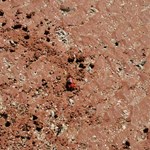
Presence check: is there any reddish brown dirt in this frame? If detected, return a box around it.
[0,0,150,150]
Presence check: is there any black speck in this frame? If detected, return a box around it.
[115,41,119,46]
[12,24,22,29]
[89,63,94,69]
[0,113,8,119]
[54,114,58,118]
[79,63,86,69]
[46,37,50,42]
[27,136,31,140]
[60,6,71,12]
[15,135,20,138]
[24,35,30,40]
[0,10,4,16]
[44,30,49,35]
[32,141,35,145]
[125,141,130,147]
[143,128,149,133]
[10,49,15,52]
[26,14,31,19]
[26,12,35,19]
[142,53,146,57]
[104,45,107,48]
[52,42,55,46]
[21,136,26,139]
[141,60,146,66]
[123,140,130,149]
[56,124,63,136]
[33,121,43,132]
[2,22,6,26]
[130,59,134,63]
[76,56,85,63]
[118,67,122,71]
[22,26,28,32]
[5,121,11,127]
[68,57,74,63]
[42,79,48,87]
[32,115,38,120]
[36,126,42,132]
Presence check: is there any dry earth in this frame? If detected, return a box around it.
[0,0,150,150]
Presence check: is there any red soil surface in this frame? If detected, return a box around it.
[0,0,150,150]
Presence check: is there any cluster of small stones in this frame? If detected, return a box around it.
[0,0,150,150]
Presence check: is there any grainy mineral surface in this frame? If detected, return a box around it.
[0,0,150,150]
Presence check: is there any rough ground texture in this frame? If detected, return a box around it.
[0,0,150,150]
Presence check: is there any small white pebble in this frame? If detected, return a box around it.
[68,99,74,105]
[84,78,88,82]
[50,110,55,118]
[122,124,126,130]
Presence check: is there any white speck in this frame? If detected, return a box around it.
[84,78,88,82]
[122,124,126,130]
[68,99,74,106]
[50,110,55,118]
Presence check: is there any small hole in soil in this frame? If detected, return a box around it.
[15,135,20,138]
[24,35,30,40]
[5,121,11,127]
[140,60,146,66]
[143,128,149,133]
[123,140,130,149]
[125,141,130,147]
[2,0,6,1]
[26,12,35,19]
[44,30,49,35]
[76,56,85,63]
[21,136,26,139]
[142,53,146,57]
[10,49,15,52]
[89,63,94,69]
[12,24,22,29]
[118,67,122,71]
[22,26,28,32]
[2,22,6,26]
[54,114,58,118]
[46,37,50,42]
[27,136,30,140]
[115,41,119,46]
[104,45,107,48]
[32,141,35,145]
[56,124,63,136]
[68,57,74,63]
[0,113,8,119]
[130,59,134,63]
[26,14,31,19]
[60,6,71,12]
[0,10,4,16]
[36,126,42,132]
[52,42,55,46]
[32,115,38,120]
[42,79,48,87]
[79,63,86,69]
